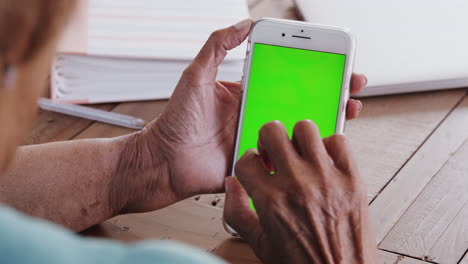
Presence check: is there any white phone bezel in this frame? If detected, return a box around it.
[224,18,355,236]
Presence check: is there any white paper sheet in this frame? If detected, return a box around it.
[86,0,249,60]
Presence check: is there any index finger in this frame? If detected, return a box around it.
[234,149,270,202]
[258,121,300,174]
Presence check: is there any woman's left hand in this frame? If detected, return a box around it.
[119,19,367,213]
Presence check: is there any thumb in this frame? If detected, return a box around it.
[194,19,254,71]
[224,176,263,244]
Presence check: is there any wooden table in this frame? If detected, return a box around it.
[27,1,468,263]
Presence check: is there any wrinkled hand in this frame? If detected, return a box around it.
[122,20,367,213]
[224,121,379,264]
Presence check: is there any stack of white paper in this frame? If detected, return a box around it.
[52,0,249,104]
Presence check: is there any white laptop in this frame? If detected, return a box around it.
[296,0,468,97]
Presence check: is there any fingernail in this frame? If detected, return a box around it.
[234,19,253,30]
[244,148,259,156]
[358,100,363,111]
[361,74,368,86]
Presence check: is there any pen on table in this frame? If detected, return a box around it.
[37,98,147,130]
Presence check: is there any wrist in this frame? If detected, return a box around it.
[109,129,174,215]
[333,206,379,263]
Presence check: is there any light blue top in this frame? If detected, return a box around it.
[0,205,226,264]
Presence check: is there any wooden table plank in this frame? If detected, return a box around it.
[26,104,115,145]
[379,129,468,262]
[460,253,468,264]
[348,89,466,202]
[379,251,431,264]
[194,194,225,209]
[429,203,468,264]
[370,94,468,244]
[106,200,230,251]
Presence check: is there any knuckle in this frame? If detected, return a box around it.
[288,178,312,201]
[181,64,200,80]
[209,30,224,43]
[206,30,228,64]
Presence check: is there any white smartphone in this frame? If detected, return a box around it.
[224,18,355,235]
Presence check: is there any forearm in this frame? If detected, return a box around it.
[0,133,159,231]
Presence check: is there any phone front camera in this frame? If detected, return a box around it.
[282,33,285,37]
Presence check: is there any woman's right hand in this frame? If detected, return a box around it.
[224,120,379,264]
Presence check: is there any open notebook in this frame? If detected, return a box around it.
[52,0,249,104]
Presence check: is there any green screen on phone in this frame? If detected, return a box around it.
[236,43,346,210]
[237,43,347,160]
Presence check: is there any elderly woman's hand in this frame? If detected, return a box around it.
[224,121,379,264]
[117,20,367,213]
